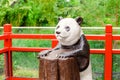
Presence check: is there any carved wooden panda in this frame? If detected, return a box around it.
[38,17,92,80]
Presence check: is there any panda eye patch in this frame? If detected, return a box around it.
[65,26,70,32]
[56,26,60,29]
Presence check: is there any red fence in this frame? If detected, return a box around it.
[0,24,120,80]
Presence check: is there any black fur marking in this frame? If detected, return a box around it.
[58,17,63,21]
[56,26,60,29]
[60,34,90,72]
[65,26,70,32]
[75,17,83,25]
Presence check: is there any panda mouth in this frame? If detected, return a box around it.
[57,35,67,39]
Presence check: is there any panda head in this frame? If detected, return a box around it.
[55,17,83,46]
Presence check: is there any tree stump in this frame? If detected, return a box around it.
[38,50,80,80]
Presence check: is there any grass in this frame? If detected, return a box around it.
[0,41,3,48]
[13,52,39,69]
[0,75,5,80]
[13,68,38,78]
[0,28,120,80]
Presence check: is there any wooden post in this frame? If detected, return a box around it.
[58,58,80,80]
[39,58,58,80]
[105,24,112,80]
[39,50,80,80]
[4,24,13,78]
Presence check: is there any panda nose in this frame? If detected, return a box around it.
[56,31,61,34]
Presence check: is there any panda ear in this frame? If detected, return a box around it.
[58,17,63,22]
[75,17,83,25]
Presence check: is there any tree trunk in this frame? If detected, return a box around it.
[58,58,80,80]
[39,57,80,80]
[39,58,58,80]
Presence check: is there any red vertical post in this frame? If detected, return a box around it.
[52,39,58,48]
[4,24,13,79]
[104,24,112,80]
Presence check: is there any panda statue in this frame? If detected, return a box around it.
[38,17,92,80]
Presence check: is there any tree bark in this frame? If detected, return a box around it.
[39,56,80,80]
[58,58,80,80]
[39,58,58,80]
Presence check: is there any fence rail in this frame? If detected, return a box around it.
[0,26,120,29]
[0,24,120,80]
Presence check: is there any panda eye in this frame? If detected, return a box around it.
[65,26,70,32]
[56,26,60,29]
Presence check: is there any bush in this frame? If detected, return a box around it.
[0,0,120,27]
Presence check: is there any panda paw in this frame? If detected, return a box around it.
[38,50,51,58]
[58,53,71,58]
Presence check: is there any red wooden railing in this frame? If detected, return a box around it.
[0,24,120,80]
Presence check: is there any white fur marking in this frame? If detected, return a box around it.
[80,62,93,80]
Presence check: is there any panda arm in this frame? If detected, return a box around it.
[58,44,89,58]
[38,43,61,58]
[71,37,89,57]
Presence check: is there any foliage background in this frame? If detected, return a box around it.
[0,0,120,27]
